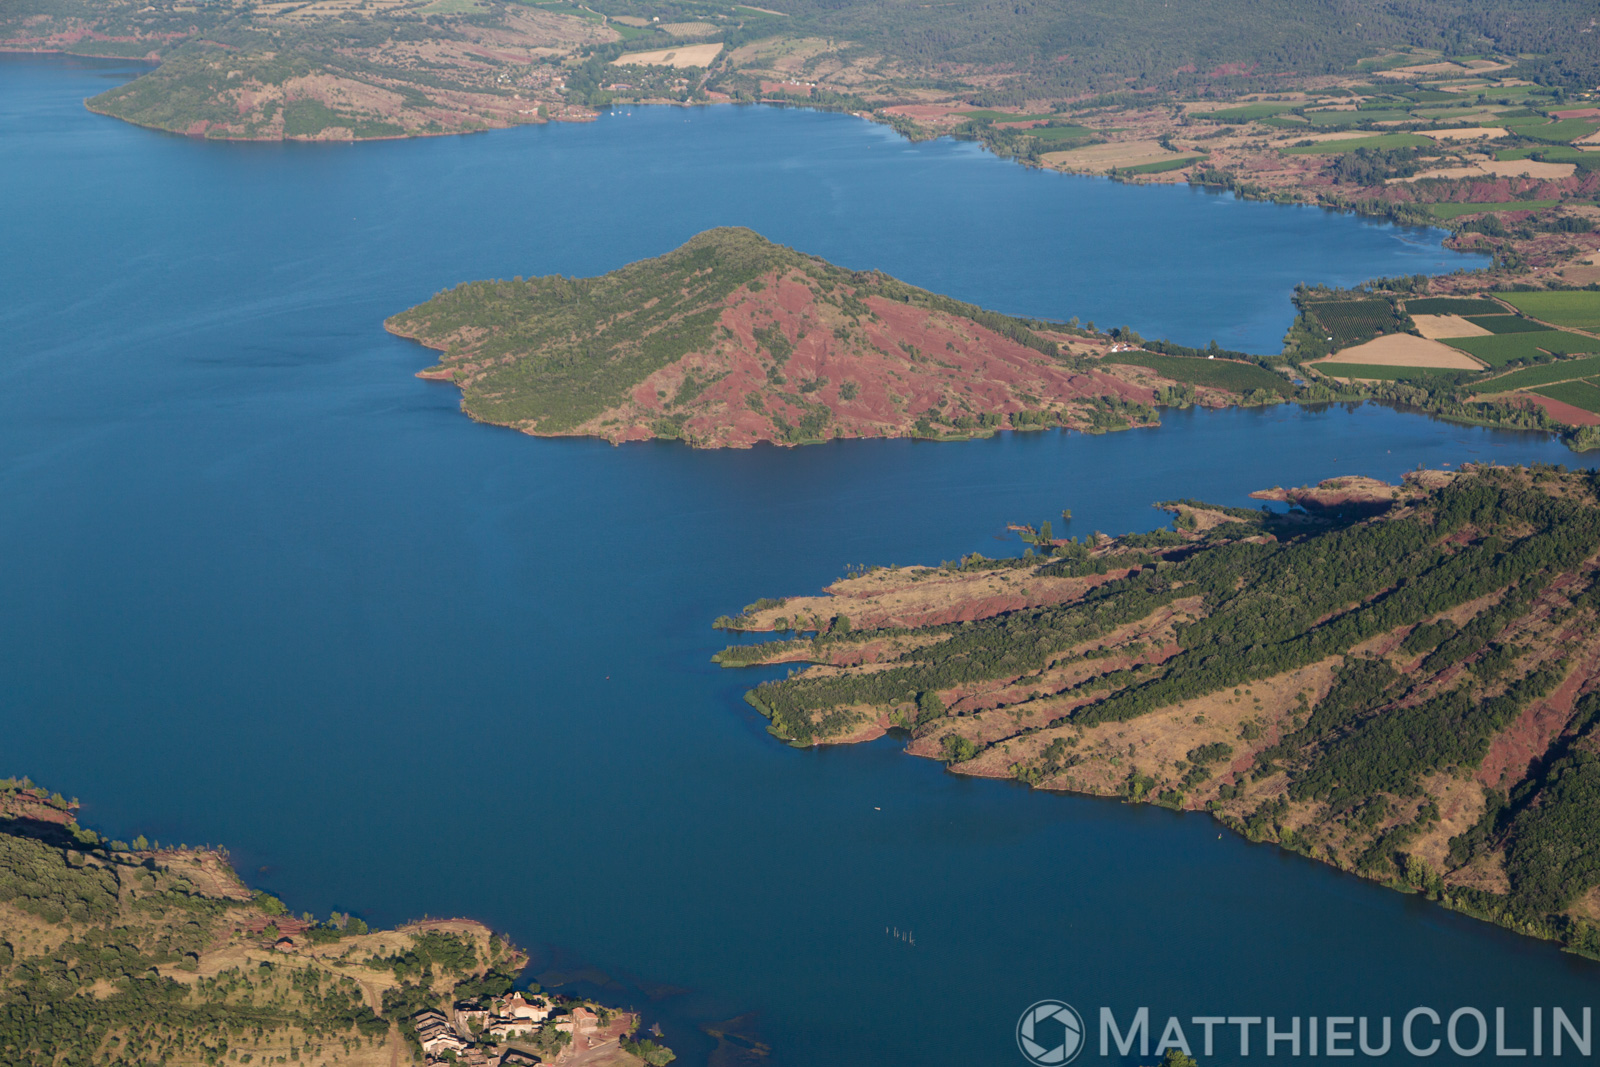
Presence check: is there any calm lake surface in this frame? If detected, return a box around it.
[3,55,1595,1067]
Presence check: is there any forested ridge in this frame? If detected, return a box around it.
[761,0,1600,97]
[717,466,1600,954]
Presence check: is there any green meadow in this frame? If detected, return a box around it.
[1500,292,1600,330]
[1427,200,1559,220]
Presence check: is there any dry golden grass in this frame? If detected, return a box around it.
[611,42,721,67]
[1041,139,1191,173]
[1419,126,1508,141]
[1412,313,1493,339]
[1399,159,1577,182]
[1315,333,1485,369]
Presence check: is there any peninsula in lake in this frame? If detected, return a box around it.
[385,227,1299,447]
[716,465,1600,957]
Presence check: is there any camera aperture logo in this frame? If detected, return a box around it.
[1014,1002,1595,1062]
[1018,1000,1086,1066]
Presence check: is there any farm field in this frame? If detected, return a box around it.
[1532,379,1600,414]
[1417,127,1508,142]
[1404,297,1507,316]
[1500,291,1600,329]
[1283,133,1432,154]
[612,43,722,67]
[1102,353,1286,393]
[1468,314,1553,334]
[960,110,1056,123]
[1318,333,1482,369]
[1478,355,1600,392]
[1028,124,1096,142]
[1497,146,1598,163]
[1443,330,1600,366]
[1123,155,1205,174]
[1519,118,1600,142]
[1427,199,1559,220]
[1312,363,1466,381]
[1041,140,1195,173]
[1303,298,1402,347]
[1301,109,1412,126]
[1193,103,1298,121]
[1411,313,1489,339]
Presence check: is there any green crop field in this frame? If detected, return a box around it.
[960,110,1057,123]
[1466,315,1550,334]
[1500,291,1600,330]
[1405,90,1459,103]
[1283,134,1432,155]
[1121,155,1205,174]
[1405,297,1507,316]
[1194,103,1297,121]
[1532,380,1600,414]
[1427,200,1559,220]
[1497,145,1594,162]
[1312,363,1467,381]
[1103,353,1286,393]
[1444,331,1600,367]
[1478,355,1600,392]
[1517,119,1600,143]
[1028,124,1096,142]
[1302,110,1413,127]
[1305,298,1401,348]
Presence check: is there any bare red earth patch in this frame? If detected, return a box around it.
[1523,393,1600,427]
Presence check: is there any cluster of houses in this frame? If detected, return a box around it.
[413,992,599,1066]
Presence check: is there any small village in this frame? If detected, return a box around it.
[411,990,650,1067]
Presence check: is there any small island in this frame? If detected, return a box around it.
[0,782,673,1067]
[714,464,1600,957]
[385,227,1297,447]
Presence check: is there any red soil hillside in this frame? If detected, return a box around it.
[386,228,1170,448]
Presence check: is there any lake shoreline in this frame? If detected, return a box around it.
[718,466,1600,963]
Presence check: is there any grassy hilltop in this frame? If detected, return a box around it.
[385,227,1229,447]
[716,465,1600,955]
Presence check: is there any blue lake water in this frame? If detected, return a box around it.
[2,54,1595,1067]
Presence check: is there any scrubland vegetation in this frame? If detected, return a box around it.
[0,780,660,1066]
